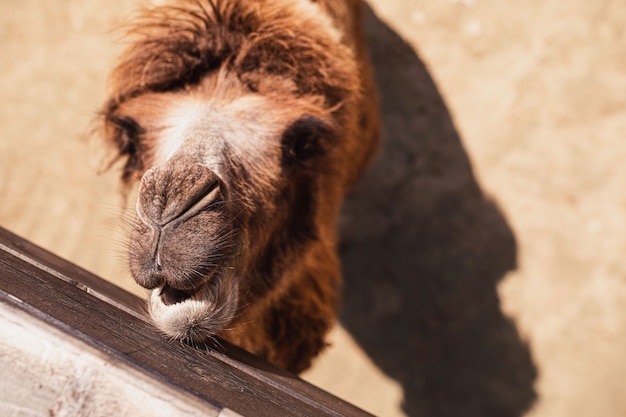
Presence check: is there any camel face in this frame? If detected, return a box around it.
[109,73,340,343]
[101,0,379,372]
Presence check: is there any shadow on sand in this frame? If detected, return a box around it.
[338,6,537,416]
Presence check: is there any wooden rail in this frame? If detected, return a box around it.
[0,227,373,417]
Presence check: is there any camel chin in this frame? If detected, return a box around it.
[148,272,239,344]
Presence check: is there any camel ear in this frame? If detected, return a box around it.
[102,110,145,185]
[281,115,336,170]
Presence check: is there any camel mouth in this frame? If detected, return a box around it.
[147,267,240,343]
[155,270,217,307]
[159,282,204,306]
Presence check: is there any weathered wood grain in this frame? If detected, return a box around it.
[0,301,225,417]
[0,227,373,417]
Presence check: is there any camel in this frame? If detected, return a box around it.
[101,0,379,373]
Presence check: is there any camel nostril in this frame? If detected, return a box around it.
[155,252,163,272]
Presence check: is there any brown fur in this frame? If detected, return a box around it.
[101,0,378,373]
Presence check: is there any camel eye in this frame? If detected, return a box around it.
[104,113,147,183]
[105,114,144,155]
[281,115,333,168]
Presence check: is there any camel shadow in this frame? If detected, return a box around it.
[338,6,537,416]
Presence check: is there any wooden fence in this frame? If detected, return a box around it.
[0,227,373,417]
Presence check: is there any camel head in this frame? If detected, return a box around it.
[99,0,365,350]
[104,69,343,343]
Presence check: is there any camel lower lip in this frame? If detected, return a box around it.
[159,283,203,306]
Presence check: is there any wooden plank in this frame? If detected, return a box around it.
[0,301,224,417]
[0,227,374,417]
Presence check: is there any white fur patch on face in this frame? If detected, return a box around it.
[155,94,286,178]
[157,100,207,164]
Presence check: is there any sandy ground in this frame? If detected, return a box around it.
[1,1,625,416]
